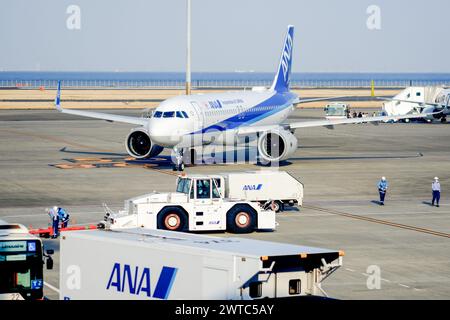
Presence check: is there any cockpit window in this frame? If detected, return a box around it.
[163,111,175,118]
[157,111,189,119]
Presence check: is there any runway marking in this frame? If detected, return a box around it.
[44,282,60,294]
[346,268,421,291]
[51,155,180,176]
[303,204,450,239]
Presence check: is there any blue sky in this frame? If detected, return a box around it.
[0,0,449,72]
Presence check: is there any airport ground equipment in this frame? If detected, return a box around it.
[0,220,53,300]
[29,224,98,238]
[99,175,276,233]
[381,86,449,123]
[59,228,344,300]
[178,171,304,212]
[324,102,350,120]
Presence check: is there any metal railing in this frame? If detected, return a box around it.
[0,79,449,89]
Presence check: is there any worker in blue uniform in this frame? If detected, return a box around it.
[57,207,70,228]
[377,177,389,205]
[48,207,60,238]
[432,177,441,207]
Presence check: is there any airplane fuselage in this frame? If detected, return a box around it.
[147,89,298,148]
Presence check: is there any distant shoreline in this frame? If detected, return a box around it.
[0,87,397,110]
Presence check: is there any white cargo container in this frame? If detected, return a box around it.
[59,228,344,300]
[208,171,304,212]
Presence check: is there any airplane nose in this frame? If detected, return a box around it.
[149,119,183,146]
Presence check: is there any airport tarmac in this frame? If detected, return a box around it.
[0,108,449,300]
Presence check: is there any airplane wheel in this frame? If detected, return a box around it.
[227,205,256,234]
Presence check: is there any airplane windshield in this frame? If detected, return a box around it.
[163,111,175,118]
[159,111,189,119]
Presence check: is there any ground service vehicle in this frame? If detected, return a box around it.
[99,175,275,233]
[324,102,350,120]
[180,171,304,212]
[0,220,53,300]
[59,228,344,300]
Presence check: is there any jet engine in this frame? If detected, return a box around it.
[421,105,442,122]
[257,129,298,163]
[125,128,164,159]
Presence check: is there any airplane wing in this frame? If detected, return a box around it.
[377,97,443,107]
[237,112,435,135]
[54,81,148,126]
[293,96,349,105]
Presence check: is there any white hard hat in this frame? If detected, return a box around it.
[53,206,58,211]
[381,176,386,180]
[434,177,439,180]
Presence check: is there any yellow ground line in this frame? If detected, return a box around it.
[304,205,450,239]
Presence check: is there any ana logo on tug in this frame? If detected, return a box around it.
[242,184,263,191]
[106,263,178,299]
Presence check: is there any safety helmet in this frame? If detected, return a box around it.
[381,176,386,180]
[53,206,58,212]
[434,177,439,180]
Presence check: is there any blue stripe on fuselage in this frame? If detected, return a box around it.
[190,91,297,134]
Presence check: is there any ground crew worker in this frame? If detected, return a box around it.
[48,207,60,238]
[377,177,388,205]
[432,177,441,207]
[57,207,70,228]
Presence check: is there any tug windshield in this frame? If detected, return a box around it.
[176,178,192,194]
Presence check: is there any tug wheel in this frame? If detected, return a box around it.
[157,207,188,232]
[226,205,256,234]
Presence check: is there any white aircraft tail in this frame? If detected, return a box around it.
[270,25,294,93]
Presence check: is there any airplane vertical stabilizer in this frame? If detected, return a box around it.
[270,25,294,93]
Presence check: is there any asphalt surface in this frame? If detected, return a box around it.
[0,108,449,300]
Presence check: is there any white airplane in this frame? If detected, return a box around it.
[380,86,449,123]
[55,25,429,170]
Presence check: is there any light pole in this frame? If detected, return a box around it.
[186,0,191,95]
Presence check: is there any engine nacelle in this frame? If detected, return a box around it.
[421,105,441,121]
[257,129,298,163]
[125,128,164,159]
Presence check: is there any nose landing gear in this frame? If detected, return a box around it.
[172,148,185,171]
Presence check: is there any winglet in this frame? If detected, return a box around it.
[270,25,294,93]
[55,81,62,111]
